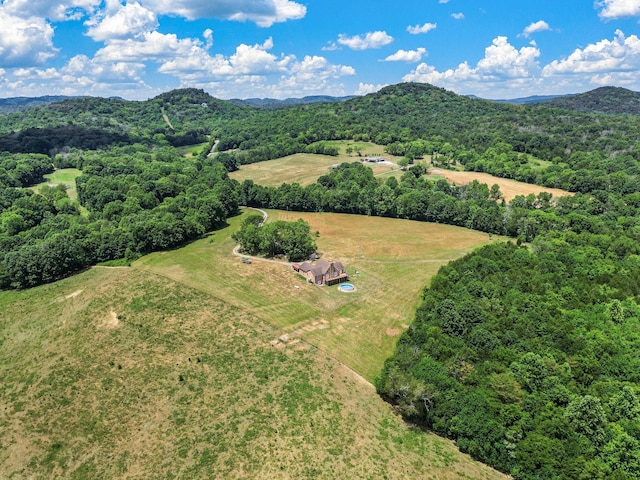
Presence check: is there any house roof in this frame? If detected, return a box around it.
[297,261,314,273]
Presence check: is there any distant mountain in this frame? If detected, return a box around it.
[492,94,570,105]
[541,86,640,115]
[230,95,356,109]
[0,95,78,114]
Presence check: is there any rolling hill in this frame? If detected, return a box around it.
[541,86,640,115]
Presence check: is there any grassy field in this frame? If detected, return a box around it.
[30,168,82,201]
[176,141,210,158]
[0,264,509,479]
[135,210,507,381]
[230,141,404,187]
[427,168,572,202]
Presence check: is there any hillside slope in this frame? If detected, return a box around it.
[542,86,640,115]
[0,267,508,479]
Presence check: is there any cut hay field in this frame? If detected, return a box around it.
[0,260,509,479]
[427,167,572,202]
[30,168,82,201]
[135,210,508,381]
[229,141,404,187]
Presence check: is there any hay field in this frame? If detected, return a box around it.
[135,210,508,381]
[427,167,572,202]
[229,141,404,187]
[0,263,508,479]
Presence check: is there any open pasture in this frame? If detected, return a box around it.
[0,256,508,479]
[229,141,404,187]
[428,167,572,202]
[135,210,507,381]
[29,168,82,201]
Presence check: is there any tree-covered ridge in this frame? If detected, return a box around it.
[214,83,640,183]
[542,86,640,116]
[0,88,251,152]
[377,239,640,479]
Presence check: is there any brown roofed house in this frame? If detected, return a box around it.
[294,259,348,286]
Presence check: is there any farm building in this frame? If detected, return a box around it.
[362,156,385,163]
[293,259,349,286]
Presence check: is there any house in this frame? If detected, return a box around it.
[362,156,385,163]
[293,259,349,286]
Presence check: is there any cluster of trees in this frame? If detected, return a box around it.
[233,215,316,262]
[377,239,640,479]
[0,145,238,288]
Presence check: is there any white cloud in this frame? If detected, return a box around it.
[438,0,450,3]
[0,10,57,67]
[596,0,640,19]
[94,30,204,63]
[451,12,464,20]
[1,0,99,21]
[355,82,387,95]
[407,22,437,35]
[403,36,541,96]
[384,48,427,63]
[337,31,394,50]
[85,1,158,41]
[140,0,306,26]
[542,30,640,75]
[521,20,551,38]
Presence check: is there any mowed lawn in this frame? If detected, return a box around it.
[30,168,82,201]
[427,167,572,202]
[135,210,508,381]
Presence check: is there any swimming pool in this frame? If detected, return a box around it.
[338,283,355,292]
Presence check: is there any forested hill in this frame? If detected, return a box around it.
[542,86,640,115]
[0,95,78,114]
[0,88,250,153]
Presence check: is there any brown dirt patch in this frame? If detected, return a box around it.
[100,310,120,329]
[386,328,402,337]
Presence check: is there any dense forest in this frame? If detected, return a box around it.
[2,82,640,478]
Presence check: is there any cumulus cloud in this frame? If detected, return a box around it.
[521,20,551,38]
[384,48,427,63]
[1,0,99,21]
[403,36,541,95]
[355,82,387,95]
[337,31,394,50]
[140,0,306,26]
[85,1,158,41]
[596,0,640,19]
[542,30,640,75]
[451,12,464,20]
[0,10,57,67]
[407,22,437,35]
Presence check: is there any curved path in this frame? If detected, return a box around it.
[232,207,293,266]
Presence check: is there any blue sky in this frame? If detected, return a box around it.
[0,0,639,100]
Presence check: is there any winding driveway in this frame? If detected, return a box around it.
[232,207,293,266]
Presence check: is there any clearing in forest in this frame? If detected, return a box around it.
[427,167,572,202]
[29,168,82,201]
[229,141,404,186]
[135,210,508,381]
